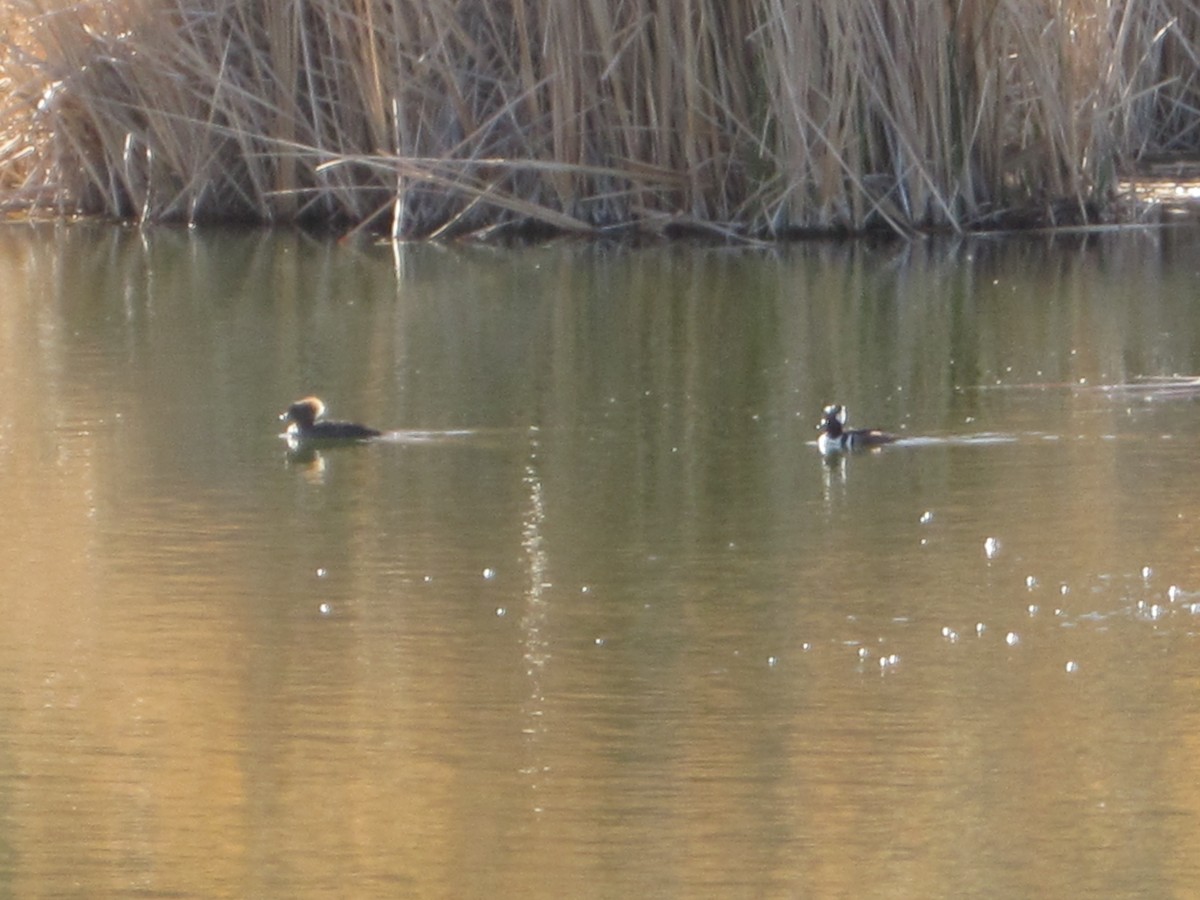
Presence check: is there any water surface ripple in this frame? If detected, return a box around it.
[2,226,1200,896]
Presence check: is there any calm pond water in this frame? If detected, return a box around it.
[3,224,1200,897]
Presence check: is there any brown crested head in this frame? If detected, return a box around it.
[281,396,325,428]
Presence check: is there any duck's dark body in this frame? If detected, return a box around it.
[281,397,382,441]
[816,404,896,454]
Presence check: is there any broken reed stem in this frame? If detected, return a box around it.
[0,0,1195,237]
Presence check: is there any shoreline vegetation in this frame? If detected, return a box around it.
[1,1,1198,240]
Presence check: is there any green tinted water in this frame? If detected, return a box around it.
[2,225,1200,896]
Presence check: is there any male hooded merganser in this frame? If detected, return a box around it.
[280,396,382,441]
[816,404,896,454]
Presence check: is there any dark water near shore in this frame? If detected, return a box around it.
[3,224,1200,896]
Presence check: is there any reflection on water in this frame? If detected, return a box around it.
[3,225,1200,895]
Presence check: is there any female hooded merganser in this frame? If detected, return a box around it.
[280,396,382,441]
[816,404,896,454]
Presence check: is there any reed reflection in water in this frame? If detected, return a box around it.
[1,226,1200,895]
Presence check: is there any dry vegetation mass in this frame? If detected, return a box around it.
[1,0,1198,238]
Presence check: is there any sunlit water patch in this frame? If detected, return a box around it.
[4,227,1200,895]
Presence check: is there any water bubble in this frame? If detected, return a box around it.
[984,537,1001,559]
[1005,632,1020,646]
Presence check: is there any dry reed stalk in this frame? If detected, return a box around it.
[0,0,1196,237]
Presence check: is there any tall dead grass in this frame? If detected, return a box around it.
[0,0,1196,237]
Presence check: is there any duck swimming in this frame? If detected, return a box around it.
[816,404,896,454]
[280,396,382,442]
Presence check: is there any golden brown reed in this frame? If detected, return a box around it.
[0,0,1196,238]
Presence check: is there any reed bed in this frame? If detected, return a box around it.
[0,0,1197,238]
